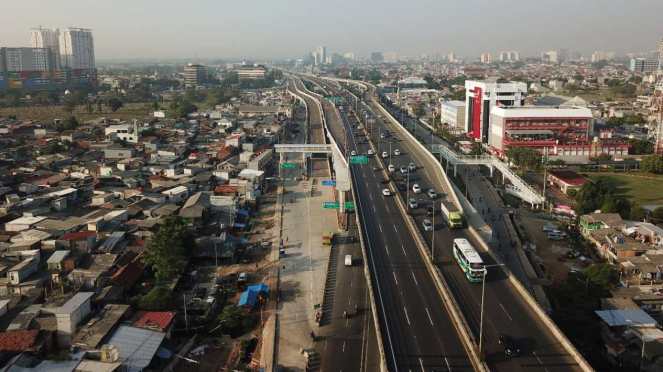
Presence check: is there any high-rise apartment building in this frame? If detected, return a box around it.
[343,53,355,63]
[316,46,327,66]
[630,58,660,73]
[59,28,95,69]
[384,51,398,63]
[590,51,615,63]
[480,53,492,63]
[371,52,383,62]
[0,47,54,72]
[448,52,456,62]
[541,51,558,63]
[184,63,206,86]
[559,48,568,62]
[499,51,520,62]
[30,27,61,68]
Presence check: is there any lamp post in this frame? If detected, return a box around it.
[575,277,589,295]
[479,263,505,354]
[627,319,648,372]
[431,201,435,260]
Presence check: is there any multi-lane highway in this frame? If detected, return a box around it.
[286,77,381,372]
[304,75,585,372]
[307,77,475,371]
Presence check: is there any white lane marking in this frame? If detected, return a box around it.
[404,307,411,325]
[393,225,398,233]
[324,340,327,351]
[366,182,369,188]
[401,245,407,256]
[385,245,390,255]
[343,341,346,353]
[379,225,383,233]
[370,194,373,201]
[425,308,434,326]
[411,272,418,285]
[373,205,376,212]
[392,272,398,285]
[445,357,452,371]
[500,303,513,321]
[386,205,389,212]
[419,358,425,372]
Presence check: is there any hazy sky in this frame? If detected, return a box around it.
[3,0,662,61]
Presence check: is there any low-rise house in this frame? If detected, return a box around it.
[104,325,168,372]
[56,231,97,253]
[162,185,188,204]
[179,192,211,226]
[131,311,176,338]
[56,292,94,347]
[71,304,130,351]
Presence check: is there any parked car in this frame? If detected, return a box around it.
[542,225,556,232]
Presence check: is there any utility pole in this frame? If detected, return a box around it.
[183,294,189,335]
[431,202,435,260]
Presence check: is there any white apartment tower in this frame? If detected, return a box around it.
[0,47,54,72]
[480,53,492,63]
[316,46,327,66]
[499,51,520,62]
[30,27,61,68]
[59,28,95,69]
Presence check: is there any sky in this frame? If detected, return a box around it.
[3,0,663,61]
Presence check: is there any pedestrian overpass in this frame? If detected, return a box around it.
[426,142,545,207]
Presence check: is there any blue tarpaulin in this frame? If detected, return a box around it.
[237,209,250,216]
[248,284,269,293]
[233,222,247,228]
[238,289,259,307]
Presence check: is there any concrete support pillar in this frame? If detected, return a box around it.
[453,164,458,178]
[489,165,494,178]
[339,190,345,216]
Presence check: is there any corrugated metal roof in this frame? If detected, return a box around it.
[57,292,94,315]
[47,250,70,264]
[106,325,166,372]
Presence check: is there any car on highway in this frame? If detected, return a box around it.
[394,149,401,156]
[382,151,388,158]
[423,219,433,231]
[409,162,417,171]
[499,333,520,356]
[409,198,418,208]
[412,184,421,193]
[388,164,395,172]
[542,225,556,232]
[380,133,386,139]
[367,149,375,155]
[354,132,359,136]
[426,206,435,216]
[358,124,363,130]
[393,137,398,142]
[362,153,367,157]
[382,189,391,196]
[427,189,438,199]
[373,166,380,171]
[400,166,407,173]
[379,178,389,184]
[398,182,407,191]
[350,150,357,156]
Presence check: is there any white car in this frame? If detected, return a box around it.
[423,219,433,231]
[400,166,407,173]
[350,150,357,156]
[409,198,418,209]
[409,163,416,171]
[542,225,556,232]
[380,133,386,139]
[394,149,401,156]
[388,164,395,172]
[382,189,391,196]
[382,151,388,158]
[427,189,438,199]
[368,149,375,155]
[358,125,363,130]
[412,184,421,193]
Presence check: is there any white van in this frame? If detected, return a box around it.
[547,232,565,240]
[345,255,353,266]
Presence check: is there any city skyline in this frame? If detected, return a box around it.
[1,0,661,60]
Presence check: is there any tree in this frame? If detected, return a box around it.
[607,79,621,87]
[142,215,191,281]
[505,146,542,173]
[107,98,124,112]
[169,100,198,119]
[62,99,76,114]
[566,83,579,93]
[412,103,426,118]
[641,155,663,173]
[583,264,620,294]
[96,99,102,112]
[85,99,93,114]
[138,286,177,311]
[630,203,649,221]
[151,101,160,111]
[628,138,653,155]
[629,76,643,84]
[618,83,636,97]
[56,116,78,132]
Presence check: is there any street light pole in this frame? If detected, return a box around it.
[479,263,505,354]
[431,202,435,259]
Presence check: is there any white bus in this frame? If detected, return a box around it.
[453,238,484,282]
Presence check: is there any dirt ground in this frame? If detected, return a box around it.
[174,336,233,372]
[517,210,585,283]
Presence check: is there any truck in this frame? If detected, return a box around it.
[440,201,463,229]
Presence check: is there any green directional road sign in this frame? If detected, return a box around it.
[281,163,295,169]
[350,156,368,164]
[345,202,356,210]
[323,202,340,209]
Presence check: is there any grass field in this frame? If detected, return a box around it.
[0,102,154,122]
[589,173,663,206]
